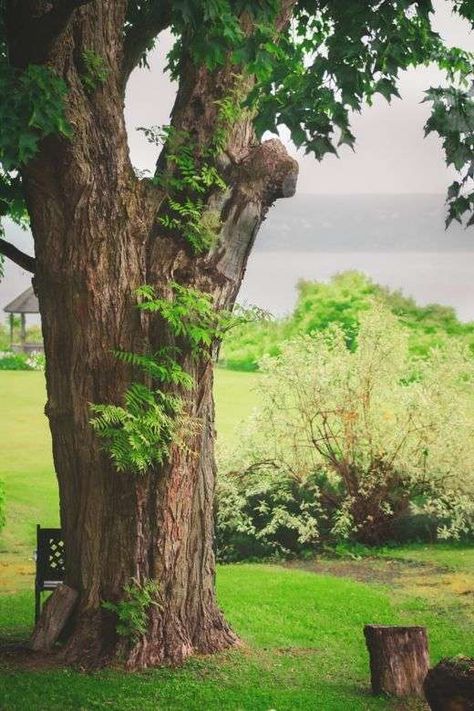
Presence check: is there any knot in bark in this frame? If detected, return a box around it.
[243,138,299,206]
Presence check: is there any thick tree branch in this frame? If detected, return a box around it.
[5,0,93,67]
[121,3,172,82]
[0,238,36,273]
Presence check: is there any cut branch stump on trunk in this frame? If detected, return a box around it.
[424,657,474,710]
[31,584,78,652]
[364,624,429,697]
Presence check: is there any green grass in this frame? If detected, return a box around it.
[0,372,56,557]
[0,564,472,710]
[0,370,472,710]
[374,543,474,573]
[0,369,260,559]
[0,564,456,711]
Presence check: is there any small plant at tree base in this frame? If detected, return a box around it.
[102,579,161,640]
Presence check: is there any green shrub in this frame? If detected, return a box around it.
[216,469,322,562]
[217,303,474,559]
[220,272,474,371]
[0,352,31,370]
[0,351,44,370]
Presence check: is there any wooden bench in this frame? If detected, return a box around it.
[34,525,65,623]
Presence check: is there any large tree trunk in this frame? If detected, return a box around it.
[6,2,297,668]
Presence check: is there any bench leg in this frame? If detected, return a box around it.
[35,587,40,624]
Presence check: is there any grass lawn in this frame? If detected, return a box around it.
[0,370,473,710]
[2,561,472,711]
[0,369,260,564]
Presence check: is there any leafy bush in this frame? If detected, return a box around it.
[0,351,30,370]
[220,272,474,370]
[217,303,474,557]
[0,350,45,370]
[216,468,322,561]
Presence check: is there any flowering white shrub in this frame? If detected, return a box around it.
[0,350,45,371]
[26,351,46,371]
[218,303,474,552]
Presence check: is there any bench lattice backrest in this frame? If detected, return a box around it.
[36,526,65,584]
[35,525,65,623]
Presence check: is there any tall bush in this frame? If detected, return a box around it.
[220,272,474,370]
[218,303,474,555]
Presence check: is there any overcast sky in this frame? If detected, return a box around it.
[125,0,473,195]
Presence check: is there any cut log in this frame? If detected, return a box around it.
[364,624,429,697]
[31,584,78,652]
[424,656,474,710]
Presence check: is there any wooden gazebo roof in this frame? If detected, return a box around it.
[4,286,39,314]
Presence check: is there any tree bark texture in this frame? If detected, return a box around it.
[31,585,78,652]
[424,657,474,711]
[5,2,298,668]
[364,625,430,697]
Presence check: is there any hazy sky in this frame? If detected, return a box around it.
[125,0,473,195]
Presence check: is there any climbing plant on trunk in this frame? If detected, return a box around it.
[0,0,473,670]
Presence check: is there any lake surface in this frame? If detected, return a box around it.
[2,194,474,323]
[238,251,474,321]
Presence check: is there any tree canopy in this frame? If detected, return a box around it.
[0,0,474,279]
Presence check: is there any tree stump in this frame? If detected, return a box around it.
[424,657,474,710]
[31,584,78,652]
[364,625,429,696]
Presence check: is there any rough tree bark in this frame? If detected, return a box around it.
[31,585,78,652]
[364,625,430,697]
[4,2,298,668]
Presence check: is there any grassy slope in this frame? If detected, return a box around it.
[0,562,467,711]
[0,369,260,560]
[0,370,473,710]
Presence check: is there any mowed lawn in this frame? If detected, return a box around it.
[0,369,473,710]
[0,369,260,560]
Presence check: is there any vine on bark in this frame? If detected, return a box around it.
[140,89,245,254]
[91,283,264,474]
[80,49,109,94]
[102,579,162,641]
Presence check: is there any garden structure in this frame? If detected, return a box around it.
[3,286,42,354]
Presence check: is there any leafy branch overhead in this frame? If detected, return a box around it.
[0,0,473,252]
